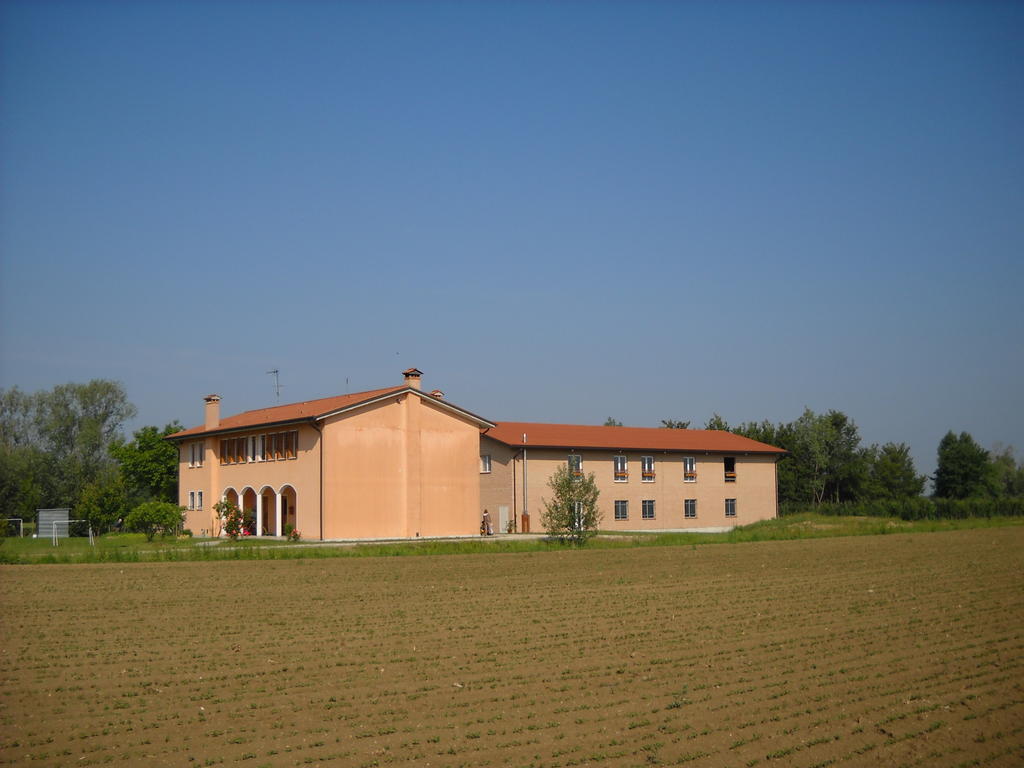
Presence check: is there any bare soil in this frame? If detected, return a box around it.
[1,528,1022,767]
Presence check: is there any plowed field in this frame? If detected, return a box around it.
[2,528,1022,767]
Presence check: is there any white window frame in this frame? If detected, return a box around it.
[614,500,628,520]
[683,456,696,482]
[641,455,655,482]
[573,501,584,530]
[189,441,204,468]
[197,491,203,511]
[188,491,195,510]
[725,498,737,518]
[480,454,492,474]
[684,498,696,518]
[642,499,655,519]
[613,455,628,482]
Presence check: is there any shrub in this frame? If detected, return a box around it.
[287,528,301,542]
[214,500,244,540]
[124,502,185,542]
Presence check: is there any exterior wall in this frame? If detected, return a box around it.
[320,393,483,539]
[511,449,777,531]
[479,436,519,531]
[178,425,321,537]
[178,438,214,535]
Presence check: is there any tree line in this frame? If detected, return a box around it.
[0,380,182,534]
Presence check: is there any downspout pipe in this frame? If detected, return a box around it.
[312,420,324,541]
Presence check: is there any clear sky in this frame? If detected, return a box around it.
[1,0,1022,479]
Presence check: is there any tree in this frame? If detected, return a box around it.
[77,471,130,533]
[660,419,690,429]
[124,501,184,541]
[787,408,865,504]
[869,442,926,499]
[934,431,996,499]
[0,380,136,518]
[704,413,730,431]
[990,444,1024,497]
[603,417,623,427]
[110,421,183,504]
[541,465,601,545]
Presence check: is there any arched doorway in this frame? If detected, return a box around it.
[280,485,297,536]
[241,488,258,536]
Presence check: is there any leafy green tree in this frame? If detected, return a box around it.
[124,501,184,541]
[0,381,136,517]
[868,442,926,499]
[541,465,601,546]
[110,421,182,503]
[704,413,730,431]
[990,444,1024,497]
[603,417,623,427]
[660,419,690,429]
[787,408,865,504]
[934,431,996,499]
[77,471,131,533]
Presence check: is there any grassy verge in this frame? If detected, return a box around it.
[1,514,1021,564]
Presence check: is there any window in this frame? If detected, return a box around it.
[725,498,737,518]
[724,456,736,482]
[684,499,696,518]
[259,434,267,461]
[614,455,628,482]
[642,500,655,519]
[480,454,492,473]
[641,456,655,482]
[188,491,195,510]
[573,501,584,529]
[683,456,696,482]
[568,454,582,476]
[197,491,203,511]
[283,431,296,459]
[189,442,204,468]
[614,500,628,520]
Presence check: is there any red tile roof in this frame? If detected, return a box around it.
[484,421,785,454]
[167,386,405,440]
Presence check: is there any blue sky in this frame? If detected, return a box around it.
[1,0,1022,478]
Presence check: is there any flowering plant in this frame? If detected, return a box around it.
[287,528,301,542]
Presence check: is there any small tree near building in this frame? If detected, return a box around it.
[541,465,601,546]
[125,501,184,541]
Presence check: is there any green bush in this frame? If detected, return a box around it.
[124,502,185,542]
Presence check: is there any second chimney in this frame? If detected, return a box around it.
[204,394,221,430]
[402,367,423,390]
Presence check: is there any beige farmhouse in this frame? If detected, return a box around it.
[169,369,785,539]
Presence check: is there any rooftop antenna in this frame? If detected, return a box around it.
[267,369,284,401]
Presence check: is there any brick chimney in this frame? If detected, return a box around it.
[402,368,423,390]
[204,394,221,430]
